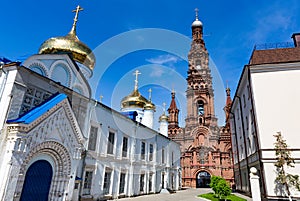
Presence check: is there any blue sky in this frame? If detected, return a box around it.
[1,0,300,129]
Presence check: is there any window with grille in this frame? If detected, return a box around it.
[122,137,128,158]
[103,169,112,195]
[119,173,126,194]
[83,171,93,195]
[149,144,153,161]
[141,142,145,160]
[107,132,115,155]
[88,126,98,151]
[140,174,145,192]
[149,173,153,192]
[21,86,51,115]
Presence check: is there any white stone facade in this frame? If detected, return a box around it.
[230,62,300,200]
[0,55,180,201]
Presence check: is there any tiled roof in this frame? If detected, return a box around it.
[249,47,300,65]
[7,93,67,124]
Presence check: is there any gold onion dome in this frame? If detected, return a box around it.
[159,113,168,122]
[38,5,95,70]
[144,101,156,110]
[121,70,155,110]
[121,89,149,109]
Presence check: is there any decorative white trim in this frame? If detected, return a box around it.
[49,60,73,87]
[7,98,85,145]
[27,61,49,77]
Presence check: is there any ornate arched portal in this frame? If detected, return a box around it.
[196,171,211,188]
[15,141,71,200]
[20,160,53,201]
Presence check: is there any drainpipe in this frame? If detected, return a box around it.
[247,66,266,197]
[229,112,243,190]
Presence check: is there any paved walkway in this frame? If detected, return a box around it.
[117,188,252,201]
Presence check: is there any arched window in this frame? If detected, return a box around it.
[198,100,204,115]
[51,64,70,87]
[195,60,201,70]
[30,66,45,76]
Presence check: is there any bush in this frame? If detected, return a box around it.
[217,179,231,200]
[210,176,222,196]
[209,176,231,200]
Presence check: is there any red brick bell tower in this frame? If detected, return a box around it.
[168,9,234,188]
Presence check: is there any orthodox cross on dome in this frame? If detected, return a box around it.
[69,5,84,36]
[195,8,199,20]
[148,88,152,101]
[133,70,141,90]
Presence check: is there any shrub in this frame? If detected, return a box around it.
[209,175,231,200]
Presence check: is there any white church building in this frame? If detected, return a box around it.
[0,6,181,201]
[230,33,300,200]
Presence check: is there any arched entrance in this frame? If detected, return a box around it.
[196,171,211,188]
[20,160,53,201]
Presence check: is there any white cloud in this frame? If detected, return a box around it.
[149,65,164,77]
[146,54,181,65]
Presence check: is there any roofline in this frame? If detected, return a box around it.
[8,64,179,145]
[231,58,300,110]
[96,99,178,143]
[24,53,92,96]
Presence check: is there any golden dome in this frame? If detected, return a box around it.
[159,113,168,122]
[144,101,156,111]
[121,89,149,109]
[38,5,95,70]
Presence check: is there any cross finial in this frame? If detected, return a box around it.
[69,5,84,36]
[195,8,199,20]
[163,102,166,114]
[100,95,103,103]
[133,70,141,90]
[148,88,152,101]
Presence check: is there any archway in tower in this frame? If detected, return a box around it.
[196,171,211,188]
[20,160,53,201]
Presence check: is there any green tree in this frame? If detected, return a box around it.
[217,179,232,201]
[274,132,300,201]
[210,176,222,197]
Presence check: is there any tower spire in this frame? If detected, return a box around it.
[69,5,84,37]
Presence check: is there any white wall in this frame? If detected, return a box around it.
[251,67,300,149]
[83,102,181,199]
